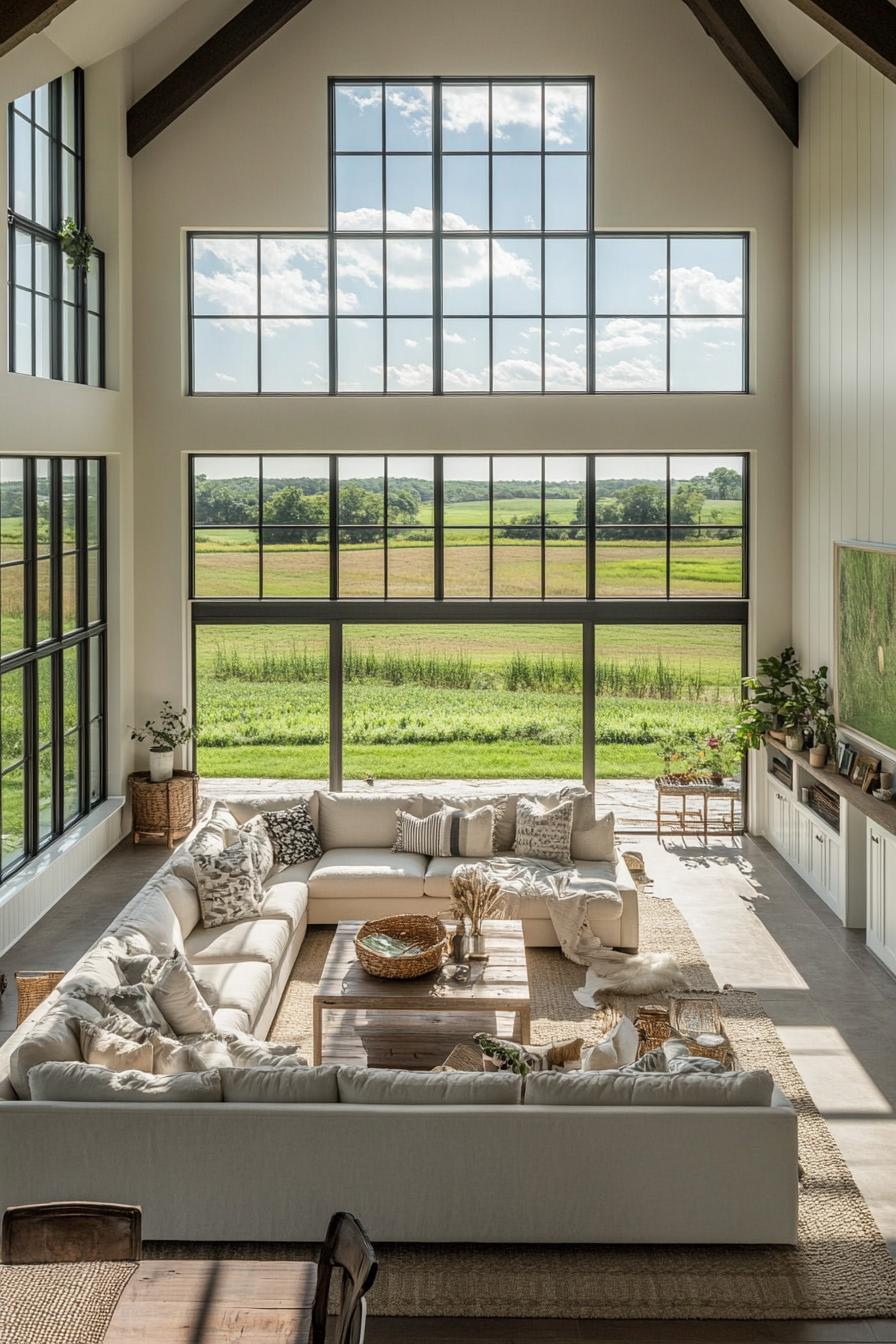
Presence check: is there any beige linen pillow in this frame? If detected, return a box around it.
[150,951,216,1035]
[571,810,616,862]
[78,1021,154,1073]
[7,1001,99,1100]
[151,1033,232,1076]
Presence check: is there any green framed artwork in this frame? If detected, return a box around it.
[835,542,896,754]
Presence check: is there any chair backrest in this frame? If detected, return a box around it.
[1,1202,142,1264]
[311,1211,378,1344]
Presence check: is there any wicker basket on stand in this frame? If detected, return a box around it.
[129,771,199,848]
[15,971,64,1026]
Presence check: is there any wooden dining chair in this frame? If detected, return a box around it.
[1,1201,142,1264]
[311,1211,378,1344]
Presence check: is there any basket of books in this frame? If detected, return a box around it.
[355,915,448,980]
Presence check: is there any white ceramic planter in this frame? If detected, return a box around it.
[784,732,803,752]
[149,748,174,782]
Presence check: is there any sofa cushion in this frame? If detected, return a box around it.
[315,792,419,850]
[170,803,239,885]
[28,1061,223,1104]
[524,1069,775,1108]
[259,866,312,930]
[79,1021,154,1073]
[422,855,623,920]
[337,1067,522,1106]
[571,810,615,863]
[514,797,574,865]
[417,793,513,850]
[185,916,291,967]
[153,872,203,939]
[150,951,216,1035]
[223,1036,307,1069]
[224,793,320,830]
[197,961,273,1025]
[239,814,277,890]
[308,848,427,901]
[114,879,187,956]
[57,943,125,996]
[69,983,174,1034]
[151,1033,233,1075]
[212,1006,252,1035]
[8,1002,93,1100]
[580,1015,640,1071]
[221,1066,339,1104]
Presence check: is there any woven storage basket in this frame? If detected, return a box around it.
[634,1004,672,1057]
[15,971,64,1026]
[355,915,448,980]
[130,771,198,847]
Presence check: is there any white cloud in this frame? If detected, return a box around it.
[670,316,741,336]
[441,85,489,140]
[337,86,381,114]
[545,351,587,390]
[664,266,742,315]
[493,356,540,390]
[595,318,662,354]
[215,372,237,384]
[444,364,488,391]
[443,331,467,345]
[492,240,540,292]
[595,357,665,391]
[385,85,432,141]
[387,360,433,390]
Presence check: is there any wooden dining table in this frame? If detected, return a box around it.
[104,1258,318,1342]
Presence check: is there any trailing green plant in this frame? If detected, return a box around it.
[58,217,96,273]
[130,701,196,751]
[733,646,802,751]
[473,1033,530,1076]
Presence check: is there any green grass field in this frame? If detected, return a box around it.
[194,623,742,781]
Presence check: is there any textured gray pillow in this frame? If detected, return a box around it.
[513,797,574,865]
[524,1069,774,1107]
[28,1061,223,1103]
[221,1066,338,1103]
[79,1021,154,1073]
[150,951,216,1035]
[69,983,173,1035]
[194,844,262,928]
[337,1067,522,1106]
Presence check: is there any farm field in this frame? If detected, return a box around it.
[194,622,743,782]
[193,535,742,599]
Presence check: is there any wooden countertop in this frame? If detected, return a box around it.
[766,740,896,836]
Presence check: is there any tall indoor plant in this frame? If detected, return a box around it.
[130,702,196,782]
[731,647,803,754]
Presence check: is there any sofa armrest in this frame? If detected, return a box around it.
[613,850,637,896]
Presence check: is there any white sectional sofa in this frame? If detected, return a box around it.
[0,787,800,1244]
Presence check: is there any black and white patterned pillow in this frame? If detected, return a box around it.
[239,815,276,893]
[194,843,263,928]
[260,801,321,865]
[513,797,574,865]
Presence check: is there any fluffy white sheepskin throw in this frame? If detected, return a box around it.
[573,950,688,1006]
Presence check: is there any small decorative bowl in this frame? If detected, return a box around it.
[873,789,894,802]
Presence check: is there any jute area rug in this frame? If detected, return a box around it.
[146,893,896,1320]
[0,1262,135,1344]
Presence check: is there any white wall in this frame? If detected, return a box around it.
[793,46,896,716]
[130,0,795,790]
[0,35,134,943]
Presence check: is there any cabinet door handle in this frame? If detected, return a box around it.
[871,834,880,845]
[815,834,824,843]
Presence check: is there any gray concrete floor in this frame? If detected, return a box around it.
[1,829,894,1339]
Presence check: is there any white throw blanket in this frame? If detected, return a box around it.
[476,858,623,966]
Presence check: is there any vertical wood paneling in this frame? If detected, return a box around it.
[794,48,896,672]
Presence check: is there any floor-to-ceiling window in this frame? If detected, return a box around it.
[0,456,106,882]
[190,452,747,829]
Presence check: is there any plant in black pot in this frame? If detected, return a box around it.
[130,702,196,782]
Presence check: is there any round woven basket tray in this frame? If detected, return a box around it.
[355,915,448,980]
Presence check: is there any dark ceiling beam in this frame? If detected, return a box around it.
[786,0,896,84]
[680,0,799,145]
[127,0,315,157]
[0,0,77,58]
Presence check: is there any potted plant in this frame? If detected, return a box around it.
[802,666,836,767]
[130,702,196,782]
[58,217,96,274]
[739,647,802,744]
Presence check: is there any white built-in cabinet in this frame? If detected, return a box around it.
[866,821,896,977]
[764,771,864,927]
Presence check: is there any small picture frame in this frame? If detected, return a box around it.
[851,753,881,793]
[838,744,857,778]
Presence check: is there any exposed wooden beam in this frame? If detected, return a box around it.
[127,0,315,157]
[786,0,896,84]
[0,0,77,58]
[680,0,799,145]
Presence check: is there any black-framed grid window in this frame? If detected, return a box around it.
[7,70,105,387]
[189,453,746,602]
[594,235,746,392]
[0,455,106,884]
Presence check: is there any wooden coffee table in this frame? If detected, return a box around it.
[312,919,531,1067]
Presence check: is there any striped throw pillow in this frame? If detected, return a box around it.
[394,805,497,858]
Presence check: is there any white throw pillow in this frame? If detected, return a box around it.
[28,1061,223,1103]
[225,1036,308,1069]
[580,1015,640,1071]
[513,796,574,865]
[68,983,174,1035]
[8,1003,95,1100]
[79,1021,154,1074]
[150,1032,232,1076]
[150,951,216,1035]
[239,815,276,893]
[193,844,262,929]
[571,811,616,863]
